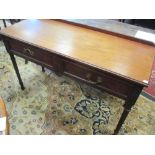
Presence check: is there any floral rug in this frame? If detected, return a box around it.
[0,42,155,135]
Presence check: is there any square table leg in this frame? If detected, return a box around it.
[3,40,25,90]
[113,86,143,134]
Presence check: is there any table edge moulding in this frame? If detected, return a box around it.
[0,19,155,134]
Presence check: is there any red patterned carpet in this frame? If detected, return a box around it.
[143,59,155,101]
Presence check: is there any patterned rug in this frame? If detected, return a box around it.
[0,42,155,135]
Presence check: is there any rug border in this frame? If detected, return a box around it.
[141,91,155,102]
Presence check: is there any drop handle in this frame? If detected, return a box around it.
[86,73,103,85]
[23,48,34,56]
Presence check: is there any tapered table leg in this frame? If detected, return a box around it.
[42,66,45,72]
[8,52,25,90]
[3,39,25,90]
[2,19,7,28]
[25,59,28,64]
[113,107,131,135]
[113,86,143,135]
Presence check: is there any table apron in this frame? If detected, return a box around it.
[4,37,144,101]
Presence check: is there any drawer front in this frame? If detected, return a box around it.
[63,60,133,98]
[8,39,54,67]
[7,38,133,99]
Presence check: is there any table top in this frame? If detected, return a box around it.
[63,19,155,39]
[0,19,155,86]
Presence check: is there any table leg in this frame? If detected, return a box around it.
[25,59,28,64]
[2,19,7,28]
[113,86,143,135]
[42,66,45,72]
[8,52,25,90]
[3,39,25,90]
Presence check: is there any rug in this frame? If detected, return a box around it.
[0,42,155,135]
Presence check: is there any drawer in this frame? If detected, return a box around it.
[8,39,54,67]
[63,60,133,98]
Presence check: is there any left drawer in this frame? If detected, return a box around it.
[7,38,54,67]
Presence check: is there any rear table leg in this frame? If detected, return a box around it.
[3,39,25,90]
[42,66,45,72]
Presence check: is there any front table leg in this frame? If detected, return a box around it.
[114,86,143,135]
[8,52,25,90]
[3,39,25,90]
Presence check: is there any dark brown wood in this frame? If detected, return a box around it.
[42,66,45,72]
[114,85,143,134]
[1,20,154,134]
[3,38,25,90]
[25,59,28,64]
[8,38,54,68]
[1,36,145,134]
[8,19,45,72]
[9,19,14,25]
[25,57,45,72]
[4,36,139,99]
[53,55,64,76]
[63,58,134,99]
[2,19,7,28]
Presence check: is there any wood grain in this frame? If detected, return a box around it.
[56,19,155,46]
[0,19,155,85]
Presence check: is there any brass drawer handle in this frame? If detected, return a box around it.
[86,73,103,85]
[23,48,34,56]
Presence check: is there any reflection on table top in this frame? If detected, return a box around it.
[0,19,155,85]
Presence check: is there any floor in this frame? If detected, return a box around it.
[0,41,155,134]
[0,20,155,135]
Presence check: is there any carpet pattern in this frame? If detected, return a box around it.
[0,43,155,135]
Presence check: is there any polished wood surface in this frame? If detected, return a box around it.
[57,19,155,46]
[0,19,155,86]
[1,19,149,134]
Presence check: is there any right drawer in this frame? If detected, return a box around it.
[63,59,132,98]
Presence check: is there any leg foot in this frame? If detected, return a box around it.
[2,19,7,28]
[113,108,130,135]
[113,86,143,135]
[25,59,28,64]
[42,66,45,72]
